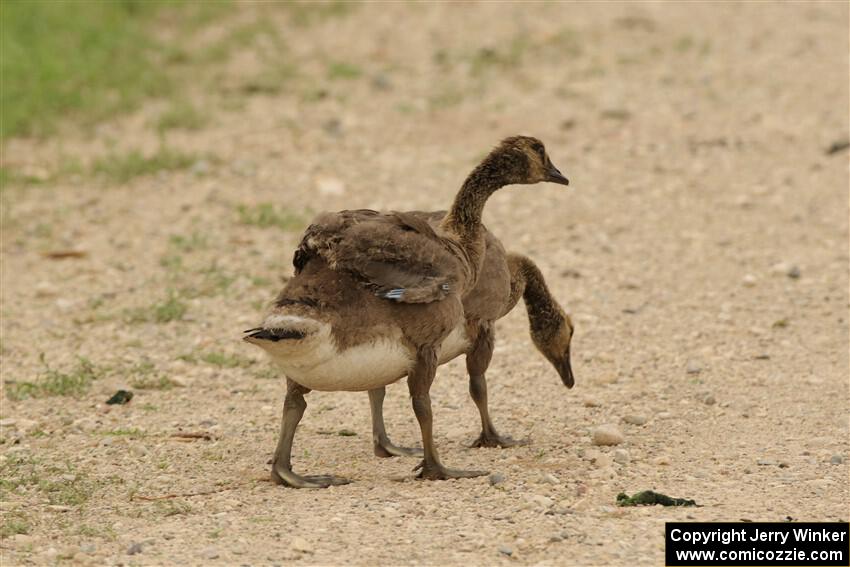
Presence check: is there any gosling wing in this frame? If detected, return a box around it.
[293,209,467,304]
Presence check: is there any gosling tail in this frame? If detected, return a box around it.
[505,253,574,388]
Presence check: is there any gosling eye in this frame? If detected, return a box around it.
[532,143,545,160]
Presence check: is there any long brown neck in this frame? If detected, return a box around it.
[441,157,508,241]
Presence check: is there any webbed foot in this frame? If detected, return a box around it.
[271,465,351,489]
[374,439,424,458]
[470,432,530,448]
[413,460,488,481]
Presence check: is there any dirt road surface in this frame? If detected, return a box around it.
[1,3,848,565]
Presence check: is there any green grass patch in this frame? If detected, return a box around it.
[91,147,200,184]
[0,1,235,140]
[0,455,99,507]
[103,428,146,438]
[154,100,208,132]
[168,231,209,252]
[327,61,363,80]
[128,360,180,390]
[125,292,188,324]
[0,512,30,538]
[6,355,100,400]
[236,203,303,230]
[0,1,169,138]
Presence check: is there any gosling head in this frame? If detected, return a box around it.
[490,136,569,187]
[532,312,575,388]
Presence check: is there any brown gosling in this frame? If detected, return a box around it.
[244,136,572,488]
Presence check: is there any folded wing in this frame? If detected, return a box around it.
[293,209,467,304]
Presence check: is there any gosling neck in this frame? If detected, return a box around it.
[441,160,507,241]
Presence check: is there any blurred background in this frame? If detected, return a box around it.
[0,2,847,565]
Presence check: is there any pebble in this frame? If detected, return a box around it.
[80,543,96,554]
[290,537,314,554]
[528,494,553,508]
[542,473,560,484]
[686,360,702,374]
[488,472,505,486]
[498,546,513,556]
[622,414,648,426]
[127,542,143,555]
[787,265,801,279]
[830,454,845,464]
[203,546,219,560]
[0,418,15,427]
[656,411,673,419]
[653,456,671,465]
[583,397,601,407]
[591,424,624,446]
[742,274,757,287]
[613,449,630,464]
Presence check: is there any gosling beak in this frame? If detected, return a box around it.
[557,351,574,388]
[546,164,570,186]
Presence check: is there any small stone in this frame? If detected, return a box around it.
[622,414,648,426]
[787,265,801,279]
[528,494,553,508]
[757,459,777,466]
[703,394,716,405]
[830,454,845,464]
[613,449,630,464]
[0,418,15,427]
[80,544,96,554]
[488,472,505,486]
[591,424,624,446]
[742,274,757,287]
[583,397,601,407]
[686,360,702,374]
[127,542,143,555]
[498,546,513,556]
[542,473,560,484]
[203,546,219,560]
[290,537,314,554]
[656,411,672,419]
[653,456,671,466]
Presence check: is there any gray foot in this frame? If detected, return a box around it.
[374,440,424,458]
[470,432,530,448]
[271,465,351,489]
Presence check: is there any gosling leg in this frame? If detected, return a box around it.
[409,346,487,480]
[368,387,423,458]
[270,378,351,488]
[467,322,529,448]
